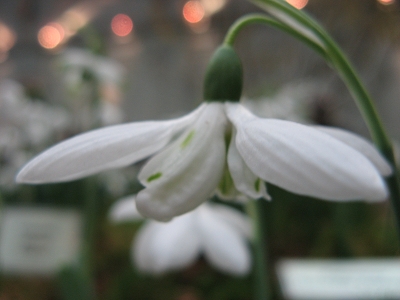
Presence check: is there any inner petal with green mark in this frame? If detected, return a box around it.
[254,178,261,193]
[147,172,162,182]
[217,164,241,200]
[180,130,195,149]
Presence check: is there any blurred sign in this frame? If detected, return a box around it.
[277,258,400,300]
[0,207,81,276]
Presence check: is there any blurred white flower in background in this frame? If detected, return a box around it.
[0,50,129,194]
[58,49,134,195]
[109,196,252,276]
[61,48,124,87]
[0,80,71,146]
[0,79,71,190]
[59,48,126,128]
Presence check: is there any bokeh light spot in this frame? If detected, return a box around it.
[201,0,227,15]
[183,1,205,24]
[378,0,395,5]
[286,0,309,10]
[38,24,62,49]
[49,22,65,41]
[111,14,133,37]
[0,22,16,53]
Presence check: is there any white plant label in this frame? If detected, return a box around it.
[277,258,400,299]
[0,207,81,276]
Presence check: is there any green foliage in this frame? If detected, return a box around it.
[57,266,95,300]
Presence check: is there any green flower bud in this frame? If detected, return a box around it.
[203,45,243,102]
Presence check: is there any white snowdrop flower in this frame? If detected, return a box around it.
[16,46,391,221]
[0,79,71,145]
[15,100,391,220]
[110,195,143,221]
[95,58,125,85]
[0,79,72,190]
[20,104,71,146]
[59,48,125,127]
[109,196,252,276]
[60,48,125,87]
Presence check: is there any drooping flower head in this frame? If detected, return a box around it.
[110,196,252,276]
[16,45,391,221]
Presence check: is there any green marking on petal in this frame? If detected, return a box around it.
[218,165,236,197]
[254,178,261,192]
[181,130,195,149]
[147,172,162,182]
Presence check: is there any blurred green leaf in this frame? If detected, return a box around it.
[57,265,95,300]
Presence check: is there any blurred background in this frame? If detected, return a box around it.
[0,0,400,299]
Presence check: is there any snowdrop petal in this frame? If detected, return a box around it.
[228,128,271,200]
[216,163,245,201]
[314,126,392,176]
[133,215,201,274]
[16,104,206,183]
[136,103,227,221]
[209,203,253,239]
[197,205,251,276]
[109,195,143,222]
[133,222,161,273]
[226,103,388,201]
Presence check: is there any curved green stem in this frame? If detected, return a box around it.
[224,14,329,61]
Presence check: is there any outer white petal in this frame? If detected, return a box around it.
[132,221,157,273]
[133,223,173,275]
[314,126,392,176]
[135,103,227,221]
[209,203,253,240]
[228,128,271,200]
[226,103,388,201]
[133,214,201,274]
[16,104,206,183]
[109,195,143,222]
[196,204,251,276]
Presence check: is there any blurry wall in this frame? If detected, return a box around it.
[0,0,399,138]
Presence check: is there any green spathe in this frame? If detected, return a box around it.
[203,45,243,102]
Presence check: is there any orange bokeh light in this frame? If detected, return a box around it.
[201,0,227,15]
[38,23,64,49]
[0,22,16,53]
[183,1,205,24]
[378,0,395,5]
[286,0,309,10]
[111,14,133,37]
[49,22,65,41]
